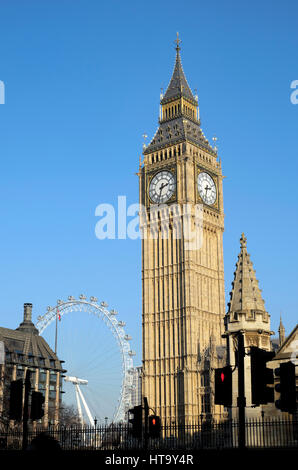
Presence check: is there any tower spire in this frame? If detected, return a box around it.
[228,233,266,314]
[161,34,196,104]
[143,35,215,156]
[278,315,285,346]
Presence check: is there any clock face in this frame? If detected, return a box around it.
[197,172,217,205]
[149,170,176,204]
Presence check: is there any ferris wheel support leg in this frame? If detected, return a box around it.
[75,384,84,427]
[77,384,95,427]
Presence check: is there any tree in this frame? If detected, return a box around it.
[59,404,81,426]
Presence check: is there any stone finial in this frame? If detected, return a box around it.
[240,233,247,249]
[175,32,181,52]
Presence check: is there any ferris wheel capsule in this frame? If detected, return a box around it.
[101,301,108,308]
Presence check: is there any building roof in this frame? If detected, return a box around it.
[144,116,215,155]
[0,303,65,372]
[228,233,266,313]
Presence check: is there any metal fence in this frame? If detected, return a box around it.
[0,418,297,451]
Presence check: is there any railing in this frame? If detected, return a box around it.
[0,418,297,451]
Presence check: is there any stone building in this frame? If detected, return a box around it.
[0,303,66,427]
[225,233,297,419]
[140,36,226,425]
[224,233,274,418]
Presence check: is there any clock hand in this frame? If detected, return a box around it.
[157,181,170,203]
[205,185,211,196]
[158,182,168,197]
[158,185,163,203]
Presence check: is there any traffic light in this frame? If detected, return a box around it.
[250,347,275,405]
[9,379,23,421]
[148,415,161,439]
[30,391,45,420]
[128,405,142,438]
[214,366,232,406]
[275,361,296,414]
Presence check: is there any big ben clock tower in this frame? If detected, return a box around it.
[139,36,226,424]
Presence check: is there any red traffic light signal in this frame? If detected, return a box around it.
[128,405,142,438]
[148,415,161,438]
[214,366,232,406]
[30,391,45,421]
[9,380,23,421]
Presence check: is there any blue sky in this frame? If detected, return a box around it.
[0,0,297,413]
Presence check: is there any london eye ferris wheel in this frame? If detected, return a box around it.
[36,295,136,424]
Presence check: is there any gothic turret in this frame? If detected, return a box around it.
[227,233,267,316]
[225,234,274,419]
[225,233,274,344]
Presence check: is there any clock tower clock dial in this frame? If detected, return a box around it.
[149,170,176,204]
[197,171,217,205]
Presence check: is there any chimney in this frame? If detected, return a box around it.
[16,302,38,335]
[23,303,33,323]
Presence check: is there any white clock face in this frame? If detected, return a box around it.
[149,170,176,204]
[197,172,217,205]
